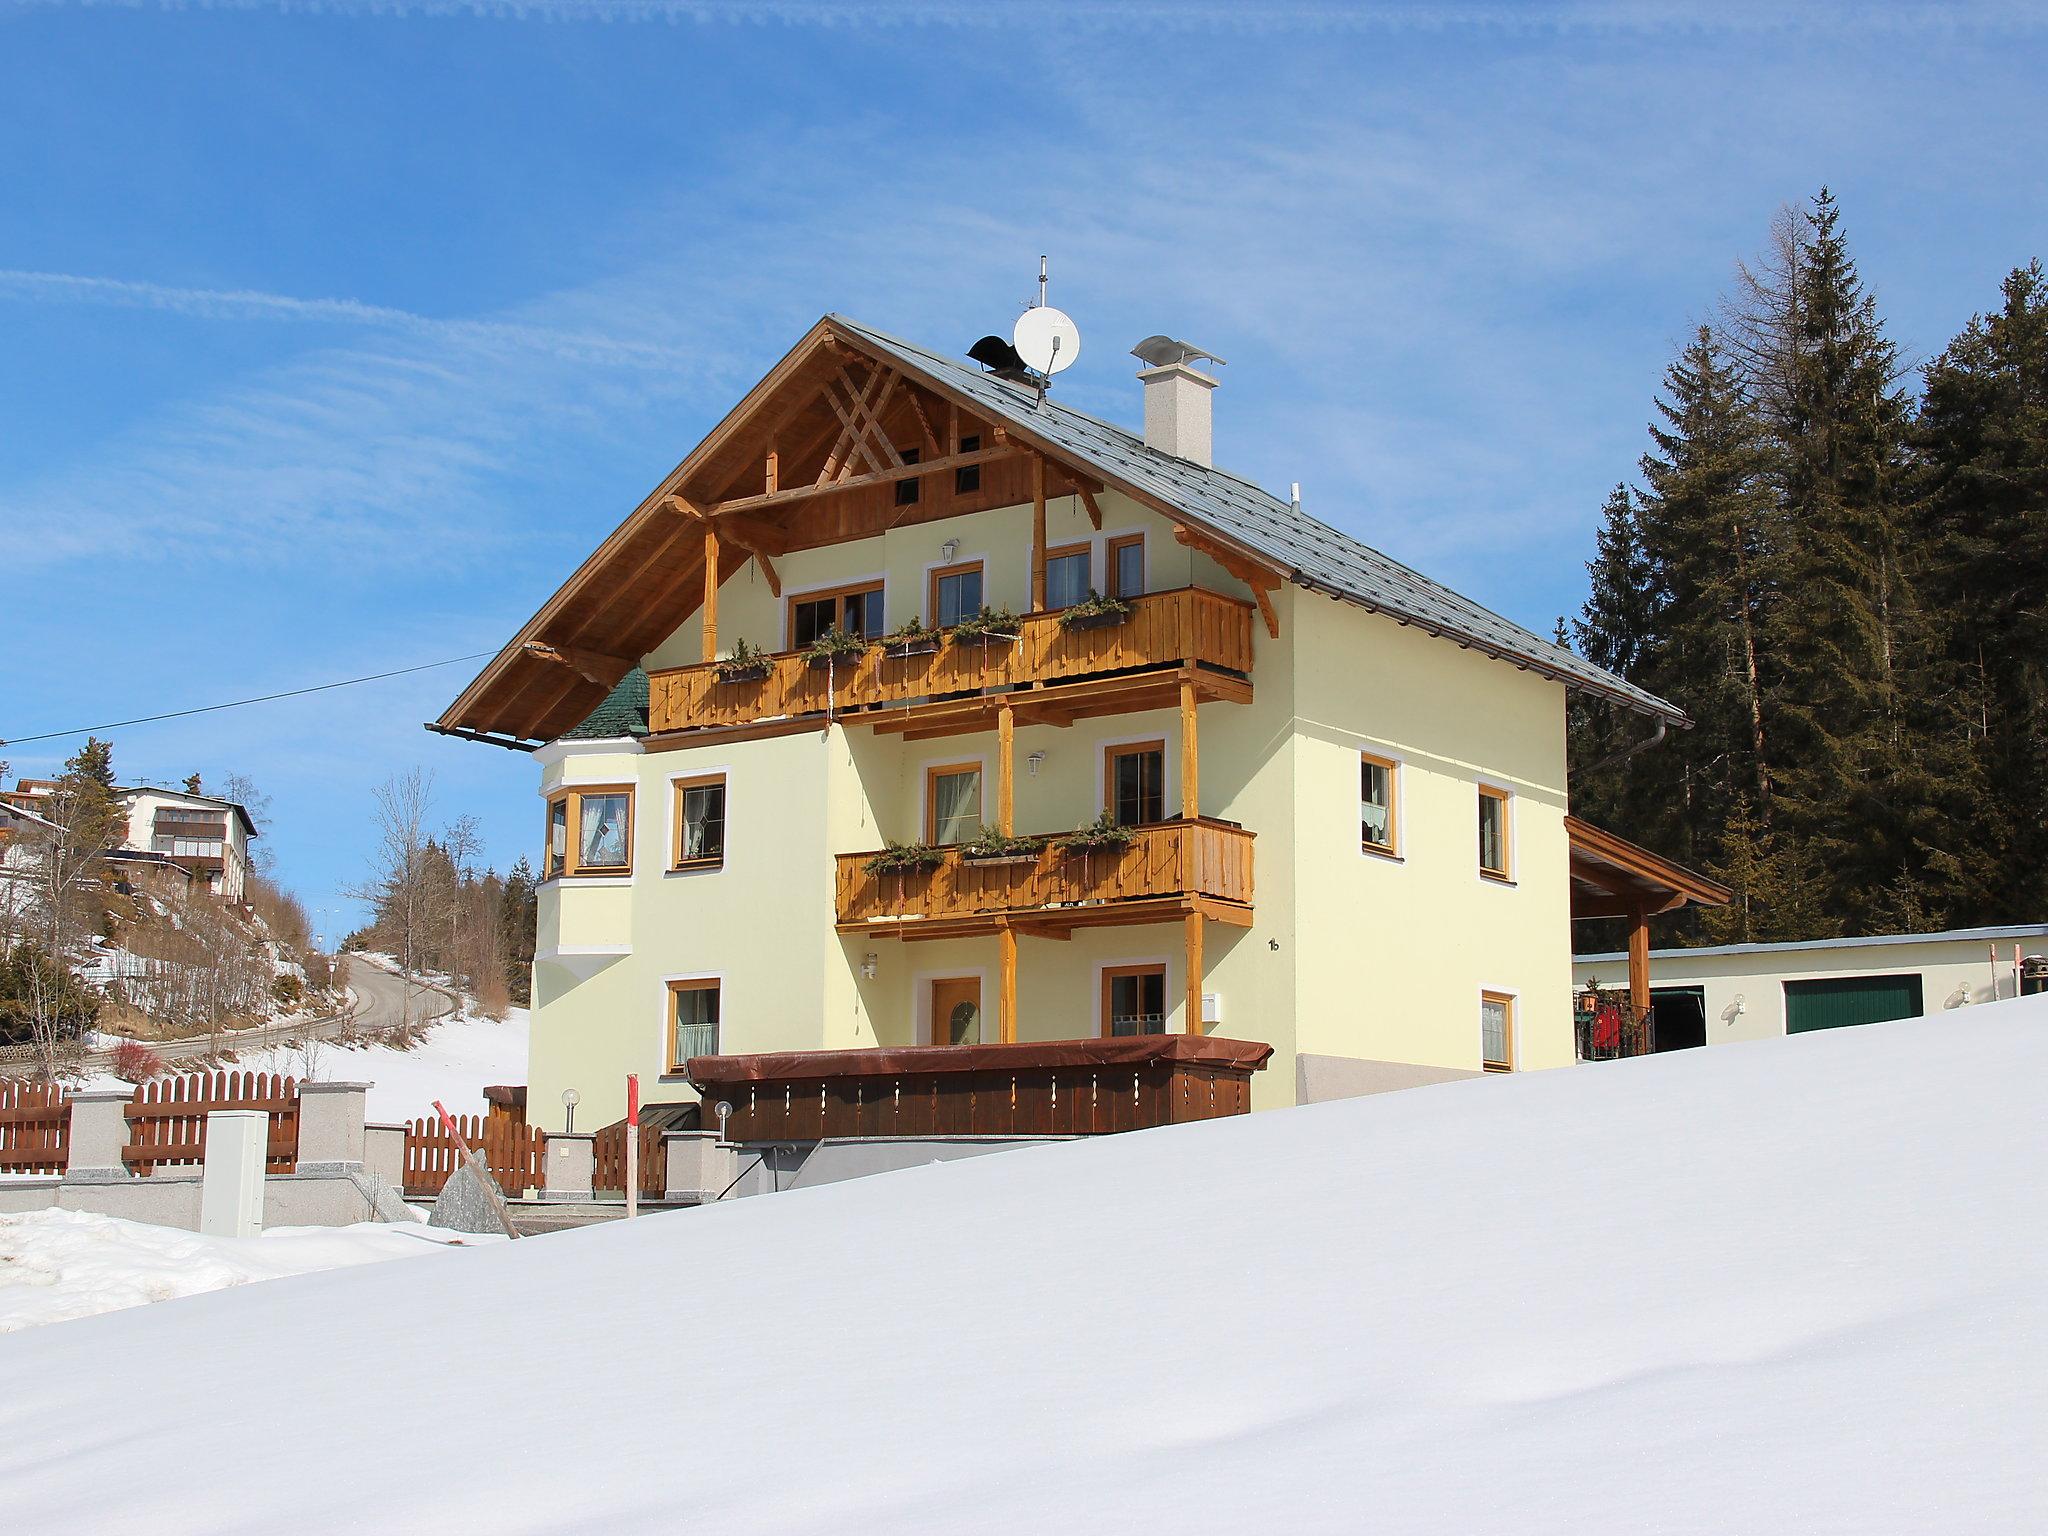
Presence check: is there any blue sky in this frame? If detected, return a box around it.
[3,0,2043,935]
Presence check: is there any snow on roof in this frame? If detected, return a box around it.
[1576,920,2048,965]
[2,998,2042,1530]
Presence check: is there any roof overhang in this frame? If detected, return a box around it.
[1567,815,1731,920]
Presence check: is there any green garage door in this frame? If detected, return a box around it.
[1783,974,1924,1034]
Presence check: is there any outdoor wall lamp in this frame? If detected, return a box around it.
[560,1086,581,1133]
[1028,751,1046,776]
[861,952,879,980]
[942,538,960,562]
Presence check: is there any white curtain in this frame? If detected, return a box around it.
[1361,761,1391,846]
[580,794,627,867]
[1482,997,1510,1065]
[933,770,981,844]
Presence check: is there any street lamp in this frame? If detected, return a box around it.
[561,1086,581,1133]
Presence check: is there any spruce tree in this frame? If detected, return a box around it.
[67,737,116,790]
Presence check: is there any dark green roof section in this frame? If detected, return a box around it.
[560,667,648,740]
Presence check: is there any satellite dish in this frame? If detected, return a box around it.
[1013,305,1081,377]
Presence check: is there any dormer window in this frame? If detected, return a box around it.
[955,435,981,495]
[894,447,921,507]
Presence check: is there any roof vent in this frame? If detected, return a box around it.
[1131,336,1225,466]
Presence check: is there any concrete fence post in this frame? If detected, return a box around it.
[663,1131,738,1204]
[362,1122,407,1192]
[200,1110,267,1237]
[544,1132,594,1202]
[295,1082,371,1173]
[61,1089,135,1184]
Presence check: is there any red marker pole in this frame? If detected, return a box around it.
[624,1073,641,1221]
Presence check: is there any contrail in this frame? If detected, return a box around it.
[0,269,684,370]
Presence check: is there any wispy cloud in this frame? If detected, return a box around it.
[1,0,2044,33]
[0,269,685,370]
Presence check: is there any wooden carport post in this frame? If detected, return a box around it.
[997,921,1018,1044]
[700,525,720,663]
[1626,902,1651,1017]
[1185,913,1205,1038]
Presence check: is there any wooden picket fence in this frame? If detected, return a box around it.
[0,1079,69,1174]
[592,1118,668,1199]
[124,1070,300,1175]
[403,1111,547,1199]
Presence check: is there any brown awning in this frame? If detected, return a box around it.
[1567,815,1731,921]
[687,1034,1274,1087]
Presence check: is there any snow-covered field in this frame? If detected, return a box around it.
[0,1210,497,1334]
[1,997,2042,1533]
[231,1005,531,1125]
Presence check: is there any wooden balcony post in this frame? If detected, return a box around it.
[997,922,1018,1044]
[1627,901,1651,1017]
[1184,911,1205,1037]
[1030,454,1047,612]
[1180,678,1199,821]
[701,524,720,663]
[997,701,1015,836]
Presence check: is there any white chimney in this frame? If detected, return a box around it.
[1131,336,1225,467]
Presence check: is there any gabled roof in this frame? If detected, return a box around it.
[836,318,1682,725]
[441,313,1683,746]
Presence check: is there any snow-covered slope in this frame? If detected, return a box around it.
[2,999,2042,1534]
[234,1005,531,1124]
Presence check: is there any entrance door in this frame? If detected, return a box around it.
[1784,974,1923,1034]
[929,976,983,1046]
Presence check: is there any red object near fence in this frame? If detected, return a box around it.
[403,1110,546,1199]
[0,1079,69,1174]
[124,1070,299,1175]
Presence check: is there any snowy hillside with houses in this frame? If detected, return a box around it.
[1,996,2041,1534]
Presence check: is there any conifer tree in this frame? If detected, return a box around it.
[68,737,116,790]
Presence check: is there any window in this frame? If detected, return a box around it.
[668,980,721,1070]
[926,763,983,845]
[1103,965,1167,1037]
[1105,741,1166,827]
[1045,542,1091,609]
[1361,753,1398,855]
[1107,534,1145,598]
[673,774,726,869]
[929,561,984,629]
[955,434,981,495]
[894,447,921,507]
[1478,785,1512,880]
[789,581,885,647]
[1481,991,1515,1071]
[544,785,634,878]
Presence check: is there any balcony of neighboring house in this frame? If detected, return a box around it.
[644,585,1256,742]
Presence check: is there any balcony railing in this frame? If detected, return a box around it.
[647,585,1255,736]
[836,817,1254,933]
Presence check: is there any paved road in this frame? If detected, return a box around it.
[82,957,457,1070]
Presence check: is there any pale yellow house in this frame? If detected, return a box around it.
[436,316,1690,1131]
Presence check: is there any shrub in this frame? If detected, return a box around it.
[960,828,1040,859]
[1057,590,1133,629]
[1055,811,1136,852]
[947,606,1021,644]
[863,840,947,876]
[801,624,866,664]
[271,974,305,1009]
[110,1039,166,1082]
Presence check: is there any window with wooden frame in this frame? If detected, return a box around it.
[1481,991,1515,1072]
[789,580,884,647]
[954,434,982,494]
[672,773,726,870]
[1107,533,1145,599]
[1044,541,1091,610]
[1103,965,1168,1038]
[925,763,983,846]
[928,561,985,629]
[667,979,721,1070]
[1105,740,1167,827]
[544,785,634,878]
[1360,752,1399,856]
[1478,784,1512,881]
[894,446,922,507]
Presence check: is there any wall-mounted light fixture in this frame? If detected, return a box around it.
[860,952,879,980]
[560,1086,581,1134]
[1028,751,1046,776]
[942,538,960,562]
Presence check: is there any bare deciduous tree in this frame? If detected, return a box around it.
[348,769,436,1035]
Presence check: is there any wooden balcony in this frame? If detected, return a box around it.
[836,817,1254,940]
[646,585,1255,740]
[684,1035,1274,1141]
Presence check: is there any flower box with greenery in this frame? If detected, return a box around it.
[862,840,948,877]
[803,624,867,670]
[880,616,942,658]
[959,827,1043,866]
[1054,810,1136,853]
[1057,590,1133,631]
[715,637,773,684]
[947,606,1022,646]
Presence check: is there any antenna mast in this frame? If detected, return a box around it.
[1037,255,1048,310]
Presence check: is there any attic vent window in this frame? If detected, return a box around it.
[955,436,981,495]
[895,447,921,507]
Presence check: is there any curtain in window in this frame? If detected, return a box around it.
[936,570,982,627]
[672,985,720,1061]
[547,800,568,874]
[580,793,628,867]
[1361,761,1392,847]
[1479,795,1505,872]
[681,784,724,861]
[932,770,981,844]
[1112,540,1144,597]
[1481,997,1510,1065]
[1046,552,1089,608]
[1109,971,1166,1036]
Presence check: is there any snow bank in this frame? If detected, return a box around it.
[0,1210,498,1334]
[236,1005,531,1124]
[1,999,2042,1533]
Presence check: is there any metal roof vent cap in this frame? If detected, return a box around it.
[1131,335,1225,467]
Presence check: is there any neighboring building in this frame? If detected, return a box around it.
[1,778,256,902]
[435,315,1709,1131]
[1574,923,2048,1048]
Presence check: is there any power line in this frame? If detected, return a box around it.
[0,651,500,749]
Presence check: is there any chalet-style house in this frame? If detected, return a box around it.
[1,779,257,902]
[437,316,1721,1132]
